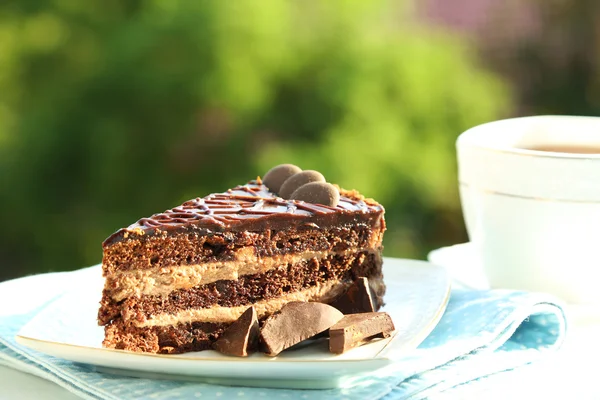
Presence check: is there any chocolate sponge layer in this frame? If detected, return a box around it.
[103,319,229,354]
[102,223,383,275]
[99,251,384,326]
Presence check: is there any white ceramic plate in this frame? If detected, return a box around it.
[16,258,450,389]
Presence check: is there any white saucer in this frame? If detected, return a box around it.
[427,243,489,290]
[428,242,600,323]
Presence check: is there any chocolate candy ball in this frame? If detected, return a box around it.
[279,170,325,199]
[290,182,340,207]
[262,164,302,194]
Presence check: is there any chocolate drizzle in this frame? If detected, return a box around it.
[103,182,383,247]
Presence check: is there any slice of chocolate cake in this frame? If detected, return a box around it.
[98,165,386,354]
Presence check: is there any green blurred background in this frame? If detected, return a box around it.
[1,0,599,281]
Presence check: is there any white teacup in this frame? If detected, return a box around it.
[457,115,600,304]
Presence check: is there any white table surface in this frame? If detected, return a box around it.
[2,309,599,400]
[434,311,600,400]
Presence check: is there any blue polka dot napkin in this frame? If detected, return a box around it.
[0,267,566,400]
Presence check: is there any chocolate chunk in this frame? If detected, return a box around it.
[330,277,376,315]
[213,306,259,357]
[279,170,326,199]
[290,182,340,207]
[329,312,395,354]
[262,164,302,194]
[260,301,344,356]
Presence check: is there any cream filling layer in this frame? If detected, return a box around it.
[107,248,373,301]
[135,279,350,327]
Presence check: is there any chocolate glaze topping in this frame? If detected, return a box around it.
[103,182,383,247]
